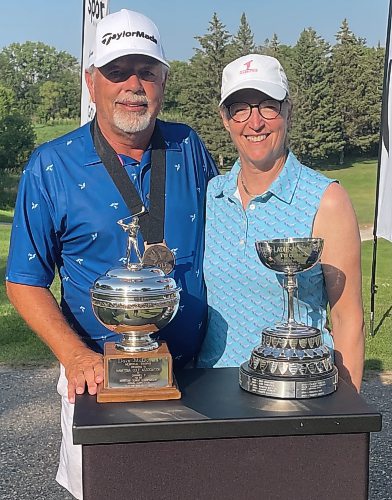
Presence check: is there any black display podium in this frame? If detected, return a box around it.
[73,368,381,500]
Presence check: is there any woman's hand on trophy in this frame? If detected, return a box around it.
[64,348,104,403]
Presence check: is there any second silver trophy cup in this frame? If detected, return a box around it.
[239,237,338,399]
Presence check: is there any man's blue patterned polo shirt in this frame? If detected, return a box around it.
[6,119,217,367]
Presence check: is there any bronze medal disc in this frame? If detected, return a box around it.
[142,244,175,275]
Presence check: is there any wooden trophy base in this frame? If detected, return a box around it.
[97,341,181,403]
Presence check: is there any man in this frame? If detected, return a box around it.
[6,9,217,499]
[197,54,364,393]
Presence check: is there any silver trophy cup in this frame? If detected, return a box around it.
[90,216,182,401]
[90,216,181,352]
[239,237,338,399]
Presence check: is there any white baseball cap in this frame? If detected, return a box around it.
[88,9,169,68]
[220,54,289,105]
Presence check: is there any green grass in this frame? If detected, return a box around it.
[316,158,377,227]
[362,239,392,371]
[1,225,58,365]
[0,209,14,224]
[34,119,79,146]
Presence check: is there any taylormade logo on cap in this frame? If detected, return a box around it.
[220,54,289,106]
[101,31,158,46]
[89,9,169,68]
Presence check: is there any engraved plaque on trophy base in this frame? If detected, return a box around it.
[97,342,181,403]
[239,362,338,399]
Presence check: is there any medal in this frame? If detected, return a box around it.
[142,243,175,275]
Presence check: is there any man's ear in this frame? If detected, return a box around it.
[162,72,168,92]
[161,65,169,92]
[85,69,96,103]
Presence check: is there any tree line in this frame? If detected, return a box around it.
[0,13,385,171]
[162,14,384,168]
[0,41,80,170]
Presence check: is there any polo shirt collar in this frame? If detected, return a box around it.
[82,118,181,167]
[221,159,241,199]
[219,151,301,205]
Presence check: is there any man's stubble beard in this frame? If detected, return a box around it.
[113,107,153,134]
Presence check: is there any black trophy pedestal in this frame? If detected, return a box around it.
[73,368,381,500]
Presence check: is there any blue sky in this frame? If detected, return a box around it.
[0,0,389,61]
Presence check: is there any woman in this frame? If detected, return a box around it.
[197,54,364,392]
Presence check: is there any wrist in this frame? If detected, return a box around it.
[56,334,90,367]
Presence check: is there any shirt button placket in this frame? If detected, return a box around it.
[245,201,258,258]
[238,210,248,255]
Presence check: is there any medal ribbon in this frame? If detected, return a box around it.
[91,118,166,244]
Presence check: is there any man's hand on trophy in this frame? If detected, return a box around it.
[64,348,104,403]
